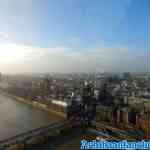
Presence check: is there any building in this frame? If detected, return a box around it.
[96,105,114,123]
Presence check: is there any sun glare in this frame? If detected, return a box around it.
[0,43,30,63]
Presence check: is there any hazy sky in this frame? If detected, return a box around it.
[0,0,150,73]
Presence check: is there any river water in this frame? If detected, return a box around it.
[0,93,61,140]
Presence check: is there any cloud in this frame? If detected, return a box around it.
[0,42,149,74]
[0,42,131,73]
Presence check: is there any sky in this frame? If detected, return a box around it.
[0,0,150,73]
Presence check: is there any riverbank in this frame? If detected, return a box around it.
[0,89,66,119]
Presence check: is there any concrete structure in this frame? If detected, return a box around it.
[0,120,69,150]
[96,105,113,123]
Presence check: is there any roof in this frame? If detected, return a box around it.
[51,100,67,107]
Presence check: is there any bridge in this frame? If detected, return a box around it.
[0,120,69,150]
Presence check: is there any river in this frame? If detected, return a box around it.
[0,93,62,140]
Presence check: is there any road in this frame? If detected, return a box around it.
[0,93,62,140]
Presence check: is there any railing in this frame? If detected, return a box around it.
[0,120,69,149]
